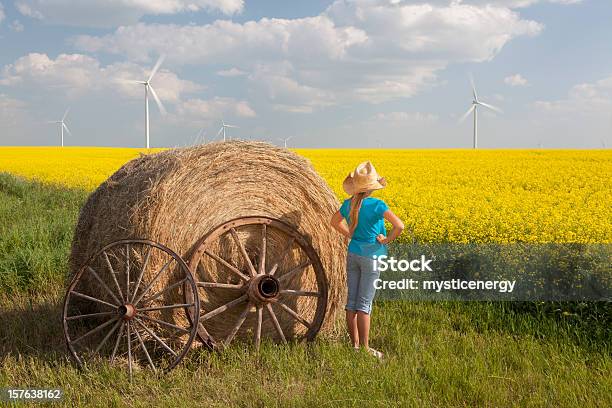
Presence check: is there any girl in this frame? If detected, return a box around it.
[330,161,404,359]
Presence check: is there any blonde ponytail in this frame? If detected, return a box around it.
[348,192,367,237]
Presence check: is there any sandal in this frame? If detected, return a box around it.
[367,347,384,359]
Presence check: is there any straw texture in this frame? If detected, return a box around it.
[69,141,347,342]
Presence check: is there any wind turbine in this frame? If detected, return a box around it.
[459,76,502,149]
[217,120,238,142]
[48,108,71,147]
[130,55,167,148]
[278,136,293,148]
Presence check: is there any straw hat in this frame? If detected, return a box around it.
[342,161,387,196]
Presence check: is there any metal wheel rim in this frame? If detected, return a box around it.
[62,239,200,375]
[187,216,328,350]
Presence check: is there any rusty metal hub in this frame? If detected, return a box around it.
[247,274,280,303]
[118,304,137,320]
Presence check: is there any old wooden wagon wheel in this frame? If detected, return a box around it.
[63,239,200,379]
[187,216,328,350]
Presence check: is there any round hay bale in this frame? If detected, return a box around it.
[68,140,347,343]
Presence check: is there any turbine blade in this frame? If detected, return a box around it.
[478,101,502,113]
[148,85,167,115]
[459,105,475,123]
[225,124,239,128]
[469,74,478,102]
[217,127,224,136]
[62,108,70,121]
[148,54,166,82]
[62,122,72,136]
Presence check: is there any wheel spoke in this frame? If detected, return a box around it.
[139,277,188,306]
[139,303,193,312]
[71,317,119,345]
[66,311,116,321]
[277,302,312,329]
[134,326,156,372]
[198,282,244,290]
[138,314,190,334]
[133,258,174,306]
[70,291,118,309]
[225,303,251,346]
[200,294,248,322]
[230,227,257,277]
[130,245,152,303]
[86,266,122,306]
[110,322,125,363]
[94,318,123,354]
[258,224,267,275]
[279,289,320,297]
[255,306,262,351]
[127,321,133,381]
[204,250,249,282]
[268,237,295,276]
[265,304,286,343]
[134,318,178,357]
[277,261,311,283]
[125,244,131,302]
[103,251,125,302]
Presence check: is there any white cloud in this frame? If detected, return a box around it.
[73,1,542,111]
[15,0,244,27]
[533,75,612,116]
[425,0,582,7]
[10,20,25,32]
[374,111,439,122]
[0,2,5,24]
[249,63,337,113]
[0,94,27,126]
[216,68,246,77]
[504,73,529,86]
[0,53,202,103]
[175,97,255,120]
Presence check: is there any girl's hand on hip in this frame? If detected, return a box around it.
[376,234,389,245]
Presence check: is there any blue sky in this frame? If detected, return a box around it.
[0,0,611,148]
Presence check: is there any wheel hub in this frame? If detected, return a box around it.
[118,303,137,320]
[247,274,280,303]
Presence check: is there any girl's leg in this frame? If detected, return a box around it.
[356,311,370,349]
[346,311,359,348]
[354,254,380,353]
[345,253,361,347]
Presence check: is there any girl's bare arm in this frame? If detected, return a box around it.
[330,210,351,239]
[377,210,404,244]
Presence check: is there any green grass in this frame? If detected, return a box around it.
[0,172,87,293]
[0,174,610,407]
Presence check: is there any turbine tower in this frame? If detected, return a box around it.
[460,76,502,149]
[131,55,167,148]
[217,120,238,142]
[49,108,71,147]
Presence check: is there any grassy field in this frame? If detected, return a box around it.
[0,146,610,406]
[0,173,610,407]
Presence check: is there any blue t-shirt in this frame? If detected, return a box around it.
[339,197,389,258]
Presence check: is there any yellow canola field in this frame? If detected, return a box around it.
[0,147,610,243]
